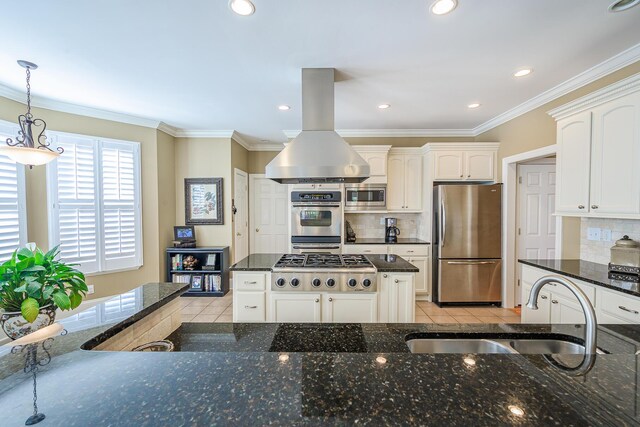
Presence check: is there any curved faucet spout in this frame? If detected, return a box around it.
[526,275,598,355]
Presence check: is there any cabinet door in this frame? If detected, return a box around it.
[316,183,341,190]
[234,292,266,322]
[291,184,316,190]
[323,293,377,323]
[556,112,592,214]
[404,156,423,210]
[433,151,464,180]
[366,152,388,176]
[386,155,405,210]
[521,284,551,323]
[465,151,495,181]
[550,294,586,324]
[270,293,322,322]
[342,244,387,255]
[392,273,415,322]
[409,257,429,295]
[589,92,640,216]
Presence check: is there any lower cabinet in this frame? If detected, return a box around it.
[323,293,377,323]
[233,272,269,323]
[407,256,430,296]
[378,272,415,323]
[270,293,322,322]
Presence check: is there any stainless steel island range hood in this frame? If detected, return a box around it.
[266,68,370,184]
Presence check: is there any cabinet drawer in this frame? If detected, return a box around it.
[234,273,267,291]
[343,244,387,255]
[599,289,640,323]
[234,292,266,322]
[391,245,429,257]
[521,266,595,303]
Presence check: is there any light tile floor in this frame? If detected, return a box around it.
[180,292,521,324]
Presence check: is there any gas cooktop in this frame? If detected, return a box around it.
[273,254,373,270]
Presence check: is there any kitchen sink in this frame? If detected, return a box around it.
[508,339,585,354]
[406,339,516,354]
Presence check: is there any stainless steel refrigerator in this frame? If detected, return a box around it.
[432,184,502,305]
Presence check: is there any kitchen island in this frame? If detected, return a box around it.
[0,282,640,425]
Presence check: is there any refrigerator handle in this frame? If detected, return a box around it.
[440,194,446,247]
[446,261,499,265]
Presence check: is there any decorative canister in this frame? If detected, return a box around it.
[0,305,57,340]
[609,235,640,275]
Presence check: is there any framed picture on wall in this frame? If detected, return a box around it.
[185,178,224,225]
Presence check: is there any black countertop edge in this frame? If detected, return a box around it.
[518,259,640,298]
[343,238,430,245]
[230,253,419,273]
[81,282,189,350]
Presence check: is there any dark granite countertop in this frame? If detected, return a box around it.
[344,238,430,245]
[519,258,640,298]
[231,253,418,273]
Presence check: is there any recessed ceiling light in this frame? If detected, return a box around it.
[467,103,481,109]
[508,405,525,417]
[278,105,291,111]
[430,0,458,15]
[514,69,532,78]
[609,0,640,12]
[229,0,255,16]
[378,104,391,109]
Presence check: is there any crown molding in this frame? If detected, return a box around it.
[283,128,476,139]
[547,72,640,120]
[423,142,500,153]
[472,42,640,135]
[157,122,178,137]
[351,144,392,153]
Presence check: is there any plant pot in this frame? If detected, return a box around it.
[0,305,57,340]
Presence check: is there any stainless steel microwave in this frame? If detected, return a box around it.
[344,184,386,211]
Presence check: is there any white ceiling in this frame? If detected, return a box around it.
[0,0,639,145]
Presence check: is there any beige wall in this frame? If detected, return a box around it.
[156,130,177,278]
[174,137,233,248]
[0,96,172,298]
[248,150,278,174]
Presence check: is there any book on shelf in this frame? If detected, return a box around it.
[171,254,185,270]
[203,274,222,292]
[172,274,192,284]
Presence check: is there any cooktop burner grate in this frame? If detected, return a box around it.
[273,254,373,269]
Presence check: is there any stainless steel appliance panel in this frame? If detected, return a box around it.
[437,184,501,259]
[438,259,502,303]
[291,243,342,254]
[344,184,386,211]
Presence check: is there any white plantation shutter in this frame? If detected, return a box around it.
[101,141,141,270]
[47,132,141,274]
[0,122,27,261]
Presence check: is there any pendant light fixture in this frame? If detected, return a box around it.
[1,60,63,167]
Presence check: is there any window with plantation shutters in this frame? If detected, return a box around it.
[47,132,141,274]
[0,121,27,262]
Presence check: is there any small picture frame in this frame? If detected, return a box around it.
[203,254,217,270]
[174,225,196,241]
[191,275,203,291]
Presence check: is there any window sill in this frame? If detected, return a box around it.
[84,264,143,277]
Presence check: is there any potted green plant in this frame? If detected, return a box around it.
[0,246,88,340]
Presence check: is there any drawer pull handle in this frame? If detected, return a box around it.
[364,250,371,253]
[407,250,414,253]
[551,300,558,304]
[618,305,639,315]
[540,295,548,300]
[244,305,258,309]
[244,281,258,284]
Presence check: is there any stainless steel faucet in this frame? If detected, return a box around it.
[526,276,598,355]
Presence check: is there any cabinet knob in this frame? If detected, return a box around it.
[578,205,585,209]
[236,232,242,236]
[383,274,388,278]
[460,174,463,178]
[255,228,260,232]
[394,279,399,283]
[540,295,548,300]
[591,205,599,209]
[244,305,258,309]
[467,174,471,178]
[329,297,333,302]
[315,298,319,303]
[551,300,558,304]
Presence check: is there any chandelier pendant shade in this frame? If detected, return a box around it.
[1,60,63,167]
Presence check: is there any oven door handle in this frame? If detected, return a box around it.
[292,203,341,208]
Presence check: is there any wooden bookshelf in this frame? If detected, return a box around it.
[165,247,230,297]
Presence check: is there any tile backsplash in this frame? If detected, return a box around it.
[345,213,424,240]
[580,218,640,264]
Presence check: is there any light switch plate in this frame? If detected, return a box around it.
[601,229,612,242]
[587,227,601,241]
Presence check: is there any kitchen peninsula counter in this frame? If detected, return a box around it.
[1,282,640,425]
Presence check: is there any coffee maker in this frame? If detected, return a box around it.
[385,218,400,243]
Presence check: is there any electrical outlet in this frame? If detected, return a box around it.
[601,229,612,242]
[587,227,601,241]
[380,218,386,225]
[87,284,95,295]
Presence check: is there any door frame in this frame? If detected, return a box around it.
[233,168,249,263]
[502,144,561,308]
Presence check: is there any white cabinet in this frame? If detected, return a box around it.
[270,293,322,322]
[378,272,415,323]
[432,149,496,182]
[233,272,269,322]
[342,244,387,255]
[291,183,341,190]
[323,293,377,323]
[407,256,430,295]
[597,288,640,324]
[522,283,551,323]
[553,89,640,218]
[352,146,391,184]
[387,152,423,211]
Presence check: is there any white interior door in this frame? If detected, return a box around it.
[517,163,556,305]
[250,174,288,254]
[233,169,249,263]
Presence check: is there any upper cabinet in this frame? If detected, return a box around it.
[387,149,423,211]
[429,144,499,182]
[551,75,640,219]
[353,145,391,184]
